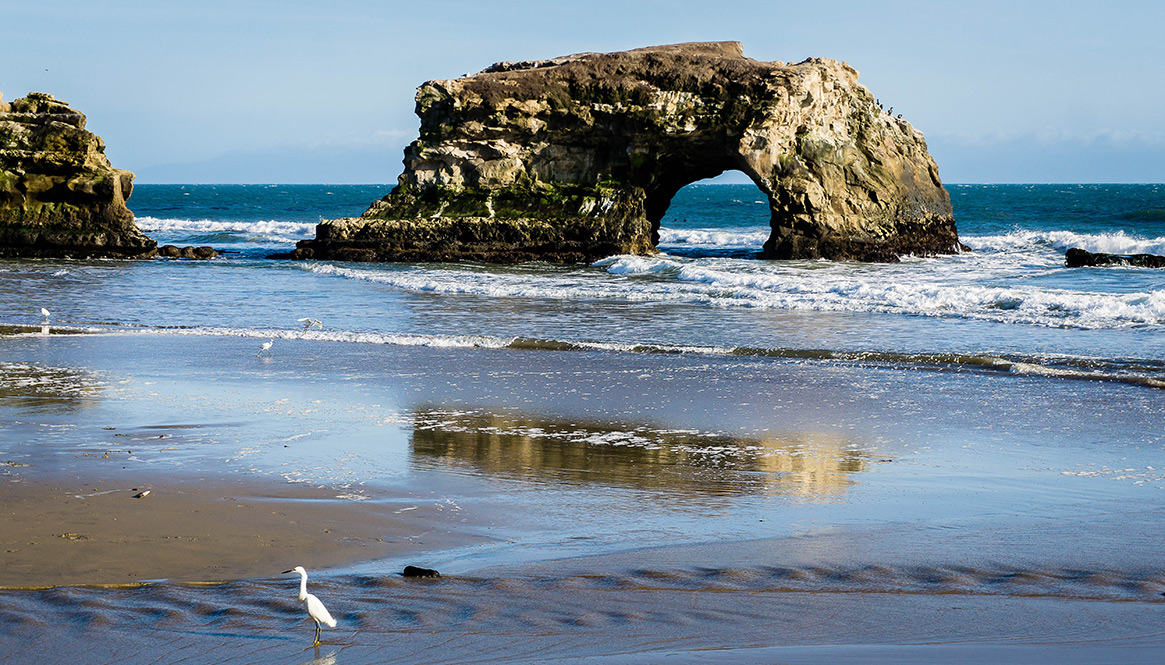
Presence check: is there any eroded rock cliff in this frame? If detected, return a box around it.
[295,42,958,263]
[0,92,155,258]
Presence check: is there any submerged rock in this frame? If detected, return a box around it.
[294,42,958,263]
[402,565,441,578]
[0,92,156,258]
[158,244,218,259]
[1065,247,1165,268]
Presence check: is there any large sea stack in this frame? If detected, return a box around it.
[294,42,958,263]
[0,92,155,258]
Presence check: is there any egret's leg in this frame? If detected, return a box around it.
[314,621,321,645]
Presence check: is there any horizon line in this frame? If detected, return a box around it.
[129,181,1165,187]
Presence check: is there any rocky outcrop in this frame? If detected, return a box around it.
[0,92,155,258]
[1066,247,1165,268]
[158,245,219,259]
[294,42,958,263]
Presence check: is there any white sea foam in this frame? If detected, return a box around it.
[966,229,1165,256]
[135,216,317,239]
[145,326,517,349]
[298,254,1165,330]
[657,227,770,247]
[595,255,679,274]
[672,264,1165,327]
[306,262,626,301]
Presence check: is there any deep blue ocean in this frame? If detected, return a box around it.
[2,183,1164,386]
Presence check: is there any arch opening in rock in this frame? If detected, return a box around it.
[653,173,773,259]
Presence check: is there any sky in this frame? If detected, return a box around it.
[4,0,1163,184]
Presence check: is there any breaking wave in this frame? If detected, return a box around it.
[657,227,770,248]
[135,216,317,242]
[302,251,1165,331]
[965,229,1165,256]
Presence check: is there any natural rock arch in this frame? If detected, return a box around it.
[294,42,959,263]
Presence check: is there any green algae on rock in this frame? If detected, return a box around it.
[294,42,959,263]
[0,92,155,258]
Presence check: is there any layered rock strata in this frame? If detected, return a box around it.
[0,92,155,258]
[294,42,958,263]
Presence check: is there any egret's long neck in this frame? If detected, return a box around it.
[297,572,309,602]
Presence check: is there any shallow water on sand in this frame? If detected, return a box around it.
[3,333,1162,570]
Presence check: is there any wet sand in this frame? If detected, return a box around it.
[0,476,488,587]
[2,559,1161,664]
[2,330,1164,662]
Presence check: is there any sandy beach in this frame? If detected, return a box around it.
[1,329,1162,663]
[0,475,490,587]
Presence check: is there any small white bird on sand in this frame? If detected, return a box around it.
[297,317,323,331]
[257,339,274,357]
[283,566,336,645]
[39,307,51,321]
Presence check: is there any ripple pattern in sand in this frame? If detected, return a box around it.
[2,566,1163,664]
[3,563,1162,632]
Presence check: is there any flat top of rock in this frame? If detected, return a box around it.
[480,41,748,73]
[438,41,856,107]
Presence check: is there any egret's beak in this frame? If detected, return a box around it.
[281,569,295,574]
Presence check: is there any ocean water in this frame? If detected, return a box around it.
[4,183,1164,384]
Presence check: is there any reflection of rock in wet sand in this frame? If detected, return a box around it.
[0,361,103,411]
[409,408,870,500]
[753,433,869,500]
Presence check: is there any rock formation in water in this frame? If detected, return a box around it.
[158,245,219,259]
[294,42,958,263]
[0,92,155,258]
[1065,247,1165,268]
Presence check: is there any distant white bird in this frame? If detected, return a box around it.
[257,339,275,357]
[283,566,336,645]
[39,307,51,321]
[297,317,323,331]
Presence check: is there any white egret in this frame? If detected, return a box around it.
[297,317,323,330]
[39,307,51,321]
[257,339,274,357]
[283,566,336,645]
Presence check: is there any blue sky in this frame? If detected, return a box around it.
[4,1,1163,184]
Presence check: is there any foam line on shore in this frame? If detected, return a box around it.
[299,252,1165,330]
[4,322,1163,389]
